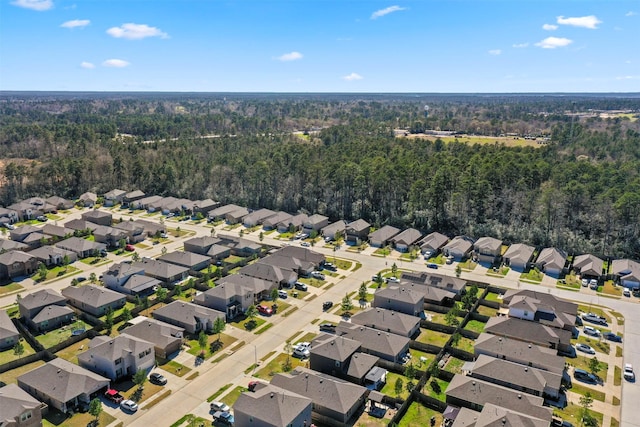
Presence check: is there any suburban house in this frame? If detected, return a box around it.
[474,333,566,374]
[123,190,146,206]
[368,225,400,248]
[345,219,370,245]
[270,367,367,425]
[442,236,475,261]
[9,225,41,243]
[131,195,162,211]
[534,247,568,278]
[0,309,20,350]
[484,316,572,353]
[242,208,276,228]
[7,198,52,221]
[233,383,313,427]
[152,301,225,335]
[132,258,189,286]
[335,321,410,363]
[0,251,38,280]
[444,374,553,423]
[120,317,184,359]
[158,251,211,274]
[216,235,262,257]
[132,219,166,237]
[216,274,278,303]
[55,237,106,258]
[92,225,129,248]
[102,262,158,296]
[273,246,325,269]
[310,333,379,385]
[113,221,146,243]
[401,271,466,296]
[464,354,562,400]
[63,219,99,234]
[77,334,155,381]
[391,228,423,252]
[262,211,292,230]
[350,308,421,338]
[449,403,550,427]
[572,254,604,280]
[207,204,246,221]
[77,192,97,207]
[41,224,73,240]
[321,220,347,241]
[238,262,297,288]
[81,210,113,226]
[62,285,126,317]
[261,254,316,277]
[183,236,223,255]
[0,383,45,427]
[103,189,126,206]
[45,196,74,210]
[502,243,535,272]
[473,236,503,266]
[303,214,329,233]
[17,358,110,414]
[227,207,252,224]
[0,207,19,225]
[373,286,424,317]
[29,246,78,267]
[611,259,640,289]
[0,239,28,253]
[194,281,253,320]
[18,289,66,322]
[278,213,309,233]
[191,199,219,215]
[18,289,74,333]
[501,290,578,332]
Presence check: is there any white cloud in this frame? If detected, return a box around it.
[10,0,52,11]
[106,23,169,40]
[342,72,363,81]
[61,19,90,28]
[556,15,602,29]
[512,43,529,48]
[277,51,303,61]
[542,24,558,31]
[616,75,640,80]
[626,11,637,17]
[371,5,406,19]
[102,59,130,68]
[535,37,573,49]
[80,61,95,69]
[488,49,502,56]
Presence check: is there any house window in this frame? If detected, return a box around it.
[21,411,32,421]
[139,352,145,359]
[335,361,341,367]
[145,349,151,355]
[524,311,529,316]
[115,358,122,365]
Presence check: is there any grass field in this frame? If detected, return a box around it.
[398,402,443,427]
[403,133,542,148]
[254,352,307,379]
[1,360,45,384]
[415,329,451,347]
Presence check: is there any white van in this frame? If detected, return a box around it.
[623,288,631,297]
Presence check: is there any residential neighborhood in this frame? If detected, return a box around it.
[0,191,637,427]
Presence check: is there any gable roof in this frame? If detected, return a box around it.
[234,383,312,427]
[273,246,325,265]
[350,308,420,337]
[56,237,106,253]
[474,236,502,252]
[104,189,126,199]
[270,367,367,415]
[418,232,449,251]
[78,333,153,365]
[535,247,567,270]
[261,254,315,273]
[283,213,309,229]
[572,254,604,277]
[0,250,36,267]
[121,317,184,347]
[502,290,578,318]
[242,208,277,224]
[152,301,224,326]
[62,285,124,309]
[400,271,466,293]
[611,259,640,282]
[305,214,328,227]
[105,262,145,281]
[474,333,565,374]
[63,219,99,232]
[29,246,76,262]
[195,281,253,305]
[0,238,29,252]
[158,251,211,268]
[125,190,145,199]
[216,273,274,295]
[81,209,112,222]
[183,236,221,250]
[335,321,410,358]
[443,235,475,253]
[32,305,74,323]
[311,333,361,363]
[347,353,380,380]
[374,286,424,305]
[368,225,401,243]
[41,224,73,238]
[0,309,19,341]
[346,219,370,233]
[78,192,97,203]
[502,243,535,265]
[238,262,297,284]
[262,211,292,228]
[484,316,572,348]
[0,383,43,425]
[132,259,189,280]
[391,228,423,246]
[17,358,109,403]
[19,289,66,311]
[321,220,347,236]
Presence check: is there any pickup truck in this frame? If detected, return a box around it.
[213,411,234,426]
[104,389,124,403]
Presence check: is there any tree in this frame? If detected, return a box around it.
[282,341,293,372]
[259,231,264,242]
[341,293,354,315]
[270,287,279,305]
[118,238,126,251]
[394,377,404,395]
[133,368,147,390]
[131,252,140,262]
[450,332,462,347]
[61,254,70,271]
[455,264,462,278]
[174,284,183,297]
[161,246,168,255]
[176,226,181,236]
[105,307,114,333]
[391,262,398,276]
[245,305,258,330]
[212,316,226,344]
[588,357,601,377]
[155,286,168,303]
[579,392,594,426]
[430,378,441,395]
[358,281,368,302]
[198,330,208,354]
[121,306,132,323]
[374,272,384,288]
[13,341,24,356]
[89,272,97,283]
[88,398,102,426]
[37,263,47,282]
[445,304,461,327]
[404,363,417,380]
[461,284,479,310]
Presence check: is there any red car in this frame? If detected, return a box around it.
[125,244,135,251]
[257,304,273,316]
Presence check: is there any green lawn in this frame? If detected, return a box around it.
[408,349,433,368]
[158,360,191,377]
[33,265,79,282]
[398,402,443,427]
[552,403,603,427]
[380,372,410,400]
[459,259,477,271]
[186,333,237,359]
[520,269,543,282]
[254,352,307,379]
[574,336,610,354]
[569,383,605,401]
[568,357,609,379]
[600,280,622,297]
[425,377,450,401]
[230,315,266,331]
[373,247,391,256]
[463,319,486,333]
[452,336,475,353]
[415,329,451,347]
[54,338,91,364]
[220,385,248,407]
[427,254,446,265]
[0,360,45,384]
[207,384,232,402]
[0,283,25,295]
[475,305,498,317]
[483,291,504,302]
[334,259,353,270]
[43,409,116,427]
[297,277,326,287]
[444,357,466,374]
[35,326,76,348]
[0,339,36,364]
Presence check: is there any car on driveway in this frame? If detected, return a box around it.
[292,342,311,358]
[582,313,608,326]
[257,304,273,316]
[125,244,135,251]
[278,290,288,299]
[104,388,124,404]
[301,241,310,247]
[603,332,622,342]
[120,400,138,413]
[573,368,598,384]
[319,323,337,332]
[294,282,308,291]
[311,271,325,280]
[210,401,230,412]
[624,363,635,381]
[149,372,167,385]
[576,343,595,355]
[582,326,600,337]
[213,411,234,426]
[581,278,589,287]
[385,276,400,283]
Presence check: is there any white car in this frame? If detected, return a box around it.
[120,399,138,412]
[581,278,589,287]
[583,326,600,337]
[301,241,310,247]
[293,342,311,358]
[623,288,631,297]
[210,401,230,412]
[624,364,635,381]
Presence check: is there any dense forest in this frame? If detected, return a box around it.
[1,92,639,259]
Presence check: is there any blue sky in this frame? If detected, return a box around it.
[1,0,639,92]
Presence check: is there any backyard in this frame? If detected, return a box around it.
[415,329,451,348]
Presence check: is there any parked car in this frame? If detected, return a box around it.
[104,389,124,403]
[210,401,230,412]
[603,332,622,342]
[624,363,635,381]
[319,323,337,332]
[278,289,288,299]
[125,244,135,251]
[573,368,598,383]
[301,241,310,247]
[293,342,311,358]
[445,257,454,264]
[257,304,273,316]
[36,215,48,222]
[120,400,139,412]
[426,263,438,269]
[2,223,16,230]
[582,326,600,337]
[385,276,400,283]
[247,380,261,392]
[149,372,167,385]
[76,276,87,283]
[581,278,589,287]
[323,262,337,271]
[576,343,595,355]
[311,271,325,280]
[322,301,333,311]
[623,287,631,297]
[213,411,234,426]
[294,282,308,291]
[581,313,608,326]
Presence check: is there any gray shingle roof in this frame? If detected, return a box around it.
[311,334,361,363]
[0,250,36,266]
[350,308,420,337]
[474,236,502,252]
[374,286,424,305]
[158,251,211,268]
[572,254,604,276]
[18,289,66,311]
[62,285,124,310]
[368,225,401,243]
[0,383,43,424]
[502,243,535,265]
[32,305,74,323]
[233,384,312,427]
[335,322,409,359]
[474,333,565,374]
[0,309,19,342]
[121,317,184,348]
[535,247,567,270]
[152,301,224,327]
[78,333,153,365]
[391,228,423,246]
